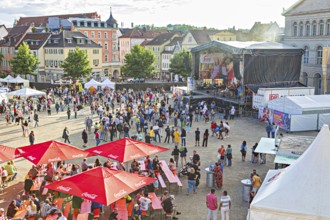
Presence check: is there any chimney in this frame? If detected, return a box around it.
[131,22,134,28]
[121,22,124,28]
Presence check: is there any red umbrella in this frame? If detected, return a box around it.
[86,138,169,163]
[18,141,92,165]
[0,145,21,162]
[45,167,156,205]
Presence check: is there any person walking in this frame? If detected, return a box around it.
[271,122,276,138]
[179,146,187,168]
[195,128,200,147]
[95,130,100,146]
[212,162,223,189]
[29,131,35,145]
[187,167,197,195]
[229,106,235,120]
[265,123,271,138]
[171,146,180,168]
[173,129,180,147]
[226,145,233,167]
[206,188,218,220]
[34,113,39,127]
[202,129,209,147]
[82,129,88,148]
[219,190,231,220]
[67,107,71,120]
[62,127,71,144]
[180,127,186,147]
[240,140,247,161]
[164,125,171,144]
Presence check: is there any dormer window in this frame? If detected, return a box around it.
[31,41,34,45]
[54,39,59,44]
[36,41,39,45]
[48,40,52,44]
[68,39,72,43]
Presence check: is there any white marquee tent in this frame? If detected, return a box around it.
[9,76,29,84]
[249,124,330,220]
[84,79,101,89]
[101,79,115,89]
[7,88,46,97]
[0,75,15,83]
[268,95,330,131]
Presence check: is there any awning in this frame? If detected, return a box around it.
[254,137,278,155]
[246,82,305,93]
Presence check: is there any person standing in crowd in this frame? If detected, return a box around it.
[95,129,100,146]
[206,188,218,220]
[271,122,276,138]
[218,145,226,165]
[82,129,88,148]
[266,122,272,138]
[252,171,262,193]
[67,107,71,120]
[29,131,35,145]
[195,127,200,147]
[164,125,171,144]
[219,190,231,220]
[162,195,180,220]
[230,106,235,120]
[187,167,197,195]
[33,112,39,127]
[171,146,180,167]
[212,162,223,189]
[180,127,186,147]
[173,129,180,147]
[240,140,247,161]
[179,146,187,168]
[226,145,233,167]
[202,129,209,147]
[62,127,71,144]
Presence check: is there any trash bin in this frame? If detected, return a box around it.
[205,168,215,188]
[241,179,252,202]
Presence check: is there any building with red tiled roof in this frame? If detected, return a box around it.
[16,12,100,27]
[0,25,31,74]
[119,29,169,64]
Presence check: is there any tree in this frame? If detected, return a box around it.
[121,45,155,78]
[61,47,92,79]
[169,51,192,78]
[10,42,39,79]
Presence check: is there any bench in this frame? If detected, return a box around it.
[159,160,181,193]
[157,173,166,189]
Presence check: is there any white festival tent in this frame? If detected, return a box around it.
[9,76,29,84]
[101,78,115,89]
[0,75,15,83]
[84,79,101,89]
[249,125,330,220]
[7,88,46,97]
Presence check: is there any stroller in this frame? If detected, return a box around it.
[178,162,193,177]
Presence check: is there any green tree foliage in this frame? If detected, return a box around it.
[10,42,39,79]
[0,52,3,65]
[121,45,155,78]
[169,51,192,78]
[61,47,92,79]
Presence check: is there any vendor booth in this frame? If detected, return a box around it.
[84,79,101,89]
[0,75,15,83]
[7,88,46,97]
[249,125,330,220]
[190,41,304,106]
[101,78,115,89]
[268,95,330,132]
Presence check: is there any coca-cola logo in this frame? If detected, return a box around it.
[57,185,72,192]
[82,192,98,199]
[135,180,146,187]
[148,149,158,154]
[72,154,84,158]
[114,189,127,198]
[129,154,141,159]
[93,150,102,154]
[48,157,61,162]
[27,156,36,161]
[108,154,118,159]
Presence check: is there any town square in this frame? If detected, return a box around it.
[0,0,330,220]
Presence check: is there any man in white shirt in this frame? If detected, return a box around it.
[139,193,152,216]
[219,190,231,220]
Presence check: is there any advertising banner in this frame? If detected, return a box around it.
[273,110,290,130]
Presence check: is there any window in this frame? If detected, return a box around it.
[93,49,99,54]
[45,49,48,54]
[299,22,304,36]
[69,49,74,53]
[312,21,317,36]
[91,32,95,38]
[105,54,108,62]
[68,39,72,43]
[105,42,108,50]
[93,59,99,66]
[98,32,101,38]
[49,49,53,54]
[54,60,58,67]
[293,22,298,36]
[306,21,310,36]
[104,32,108,38]
[327,20,330,36]
[319,20,324,36]
[304,46,309,64]
[59,49,63,54]
[98,42,102,46]
[188,36,192,42]
[54,49,57,54]
[316,46,323,64]
[84,31,88,37]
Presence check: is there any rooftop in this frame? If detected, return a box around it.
[21,32,51,50]
[44,31,101,48]
[120,29,169,39]
[145,32,177,46]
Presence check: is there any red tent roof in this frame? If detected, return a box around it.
[45,167,156,205]
[86,138,168,163]
[0,145,21,162]
[18,141,91,165]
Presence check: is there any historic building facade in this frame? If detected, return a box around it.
[282,0,330,94]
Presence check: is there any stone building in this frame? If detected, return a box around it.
[282,0,330,94]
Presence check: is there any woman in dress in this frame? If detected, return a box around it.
[240,140,247,161]
[212,162,223,189]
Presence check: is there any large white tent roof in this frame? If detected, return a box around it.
[0,75,15,82]
[268,95,330,115]
[8,76,29,84]
[84,79,101,89]
[249,125,330,220]
[101,78,115,89]
[7,88,46,97]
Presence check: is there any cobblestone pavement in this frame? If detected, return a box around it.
[0,98,318,220]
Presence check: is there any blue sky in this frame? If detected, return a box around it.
[0,0,298,29]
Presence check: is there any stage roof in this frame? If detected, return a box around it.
[191,40,302,54]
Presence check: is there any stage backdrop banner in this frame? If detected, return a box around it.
[273,110,290,131]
